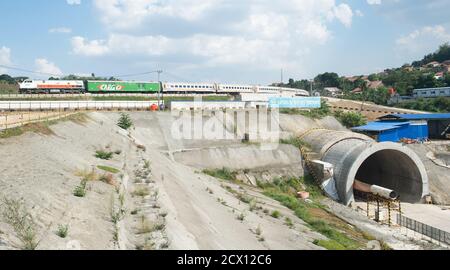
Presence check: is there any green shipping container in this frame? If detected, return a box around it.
[86,81,160,93]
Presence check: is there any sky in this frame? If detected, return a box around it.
[0,0,450,84]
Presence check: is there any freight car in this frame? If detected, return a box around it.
[86,81,161,93]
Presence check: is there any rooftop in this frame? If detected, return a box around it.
[351,121,409,132]
[379,113,450,121]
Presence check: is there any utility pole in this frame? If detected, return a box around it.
[310,79,313,96]
[156,69,163,107]
[281,69,283,86]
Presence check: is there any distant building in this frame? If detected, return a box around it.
[378,114,450,140]
[324,87,343,97]
[366,80,384,89]
[434,72,445,80]
[413,87,450,98]
[351,87,362,94]
[352,113,450,141]
[352,121,428,142]
[425,61,441,68]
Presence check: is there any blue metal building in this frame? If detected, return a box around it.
[378,113,450,140]
[351,121,428,142]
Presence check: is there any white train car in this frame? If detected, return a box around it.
[162,82,216,94]
[217,84,256,94]
[413,87,450,98]
[19,80,85,94]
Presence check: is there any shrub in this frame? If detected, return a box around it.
[74,181,87,197]
[334,111,367,128]
[117,113,133,130]
[56,224,69,238]
[95,150,114,160]
[203,168,238,182]
[271,210,281,219]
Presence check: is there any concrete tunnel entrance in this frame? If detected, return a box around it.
[301,130,430,206]
[354,149,424,203]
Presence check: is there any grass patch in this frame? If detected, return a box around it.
[1,198,39,250]
[259,177,363,250]
[313,239,346,250]
[97,165,120,174]
[280,137,311,149]
[279,100,331,119]
[284,217,294,228]
[132,187,150,197]
[0,113,87,139]
[271,210,281,219]
[95,150,114,160]
[0,122,55,139]
[203,167,238,182]
[56,224,69,238]
[73,181,87,197]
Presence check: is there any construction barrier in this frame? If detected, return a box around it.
[397,214,450,246]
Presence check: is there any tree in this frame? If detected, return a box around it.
[314,72,340,89]
[335,111,367,128]
[117,113,133,130]
[412,43,450,67]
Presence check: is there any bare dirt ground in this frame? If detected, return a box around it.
[0,111,448,250]
[0,112,324,250]
[324,97,428,121]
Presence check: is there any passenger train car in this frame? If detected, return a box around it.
[19,80,310,96]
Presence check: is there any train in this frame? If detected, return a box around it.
[19,80,310,96]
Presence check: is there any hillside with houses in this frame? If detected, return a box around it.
[280,43,450,112]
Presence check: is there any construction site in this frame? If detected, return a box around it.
[0,98,449,250]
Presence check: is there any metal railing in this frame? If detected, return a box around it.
[0,100,160,111]
[397,214,450,246]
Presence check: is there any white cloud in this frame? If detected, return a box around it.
[396,25,450,53]
[72,0,356,73]
[71,36,110,56]
[355,10,364,17]
[0,46,12,74]
[333,4,353,28]
[93,0,222,29]
[49,27,72,34]
[367,0,381,5]
[67,0,81,5]
[35,58,63,76]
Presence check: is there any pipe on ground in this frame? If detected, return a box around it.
[301,130,429,206]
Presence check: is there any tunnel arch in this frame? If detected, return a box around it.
[301,130,429,206]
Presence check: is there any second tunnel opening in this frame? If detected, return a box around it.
[354,149,424,203]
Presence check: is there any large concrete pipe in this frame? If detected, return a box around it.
[301,130,429,206]
[353,180,399,200]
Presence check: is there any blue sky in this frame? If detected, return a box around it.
[1,0,450,84]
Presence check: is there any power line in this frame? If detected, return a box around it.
[0,64,63,77]
[113,70,163,78]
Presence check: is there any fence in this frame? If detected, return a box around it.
[397,214,450,246]
[0,93,229,99]
[0,111,78,131]
[0,100,160,111]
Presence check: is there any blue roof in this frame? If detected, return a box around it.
[379,113,450,121]
[352,121,409,132]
